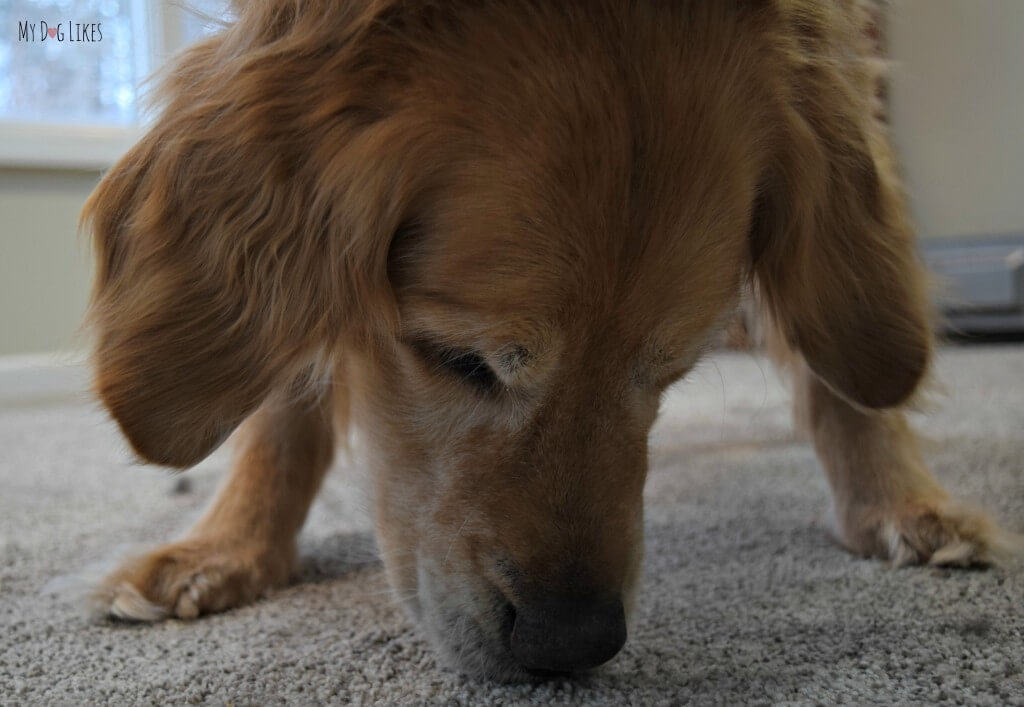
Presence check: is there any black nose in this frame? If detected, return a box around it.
[509,595,627,673]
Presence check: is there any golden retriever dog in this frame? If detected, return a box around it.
[83,0,1013,681]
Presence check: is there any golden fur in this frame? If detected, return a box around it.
[83,0,1013,681]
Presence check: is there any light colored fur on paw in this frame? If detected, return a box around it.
[877,503,1021,568]
[86,539,289,622]
[829,500,1022,568]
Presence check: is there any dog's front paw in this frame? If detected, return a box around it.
[830,501,1020,568]
[92,537,294,621]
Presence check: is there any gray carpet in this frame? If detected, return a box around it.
[2,346,1022,705]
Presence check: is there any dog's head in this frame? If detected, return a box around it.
[84,0,930,680]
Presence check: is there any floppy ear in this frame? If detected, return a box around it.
[83,5,413,467]
[750,12,932,410]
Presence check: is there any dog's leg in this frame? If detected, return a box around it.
[95,382,337,620]
[765,326,1012,567]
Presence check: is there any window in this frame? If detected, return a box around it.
[0,0,231,168]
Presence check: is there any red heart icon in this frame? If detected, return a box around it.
[47,27,57,39]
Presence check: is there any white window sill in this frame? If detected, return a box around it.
[0,121,143,171]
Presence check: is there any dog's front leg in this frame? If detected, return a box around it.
[95,384,336,620]
[792,359,1014,567]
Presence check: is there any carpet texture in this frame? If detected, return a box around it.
[1,346,1022,705]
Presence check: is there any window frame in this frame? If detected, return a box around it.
[0,1,198,170]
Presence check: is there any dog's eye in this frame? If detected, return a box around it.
[412,340,499,392]
[439,348,499,391]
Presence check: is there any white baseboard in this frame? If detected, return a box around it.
[0,351,91,407]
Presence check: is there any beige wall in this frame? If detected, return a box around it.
[887,0,1024,239]
[0,168,100,355]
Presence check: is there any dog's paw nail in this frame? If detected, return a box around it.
[174,590,200,619]
[928,540,979,567]
[107,582,168,622]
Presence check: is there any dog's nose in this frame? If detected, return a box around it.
[509,595,626,673]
